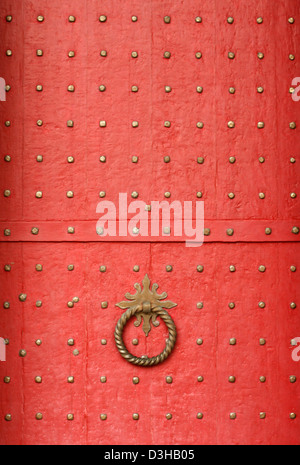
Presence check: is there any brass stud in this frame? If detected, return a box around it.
[290,302,296,309]
[36,49,43,56]
[228,192,235,199]
[197,265,204,273]
[100,413,107,421]
[258,265,266,272]
[35,412,43,420]
[4,155,11,162]
[131,85,138,93]
[67,120,74,127]
[67,156,74,163]
[67,226,75,234]
[73,349,79,356]
[227,121,235,128]
[259,338,266,345]
[67,338,74,346]
[35,376,42,383]
[166,376,173,384]
[289,54,295,61]
[67,376,74,383]
[289,87,295,94]
[229,338,236,345]
[197,413,203,419]
[259,192,265,199]
[5,121,11,127]
[195,17,202,23]
[290,157,296,163]
[100,376,107,383]
[257,52,264,59]
[228,375,236,383]
[229,87,235,94]
[196,122,204,129]
[228,52,235,59]
[4,376,11,383]
[164,121,171,128]
[5,84,10,92]
[164,155,170,163]
[100,50,107,57]
[203,228,210,236]
[257,86,264,93]
[258,156,265,163]
[35,339,42,346]
[6,49,12,56]
[257,17,263,24]
[229,413,236,420]
[67,413,74,421]
[227,17,234,24]
[36,300,42,308]
[67,85,75,92]
[35,191,43,199]
[5,414,12,421]
[68,51,75,58]
[99,155,106,163]
[132,377,139,385]
[4,190,11,197]
[290,375,297,383]
[259,376,266,383]
[132,413,139,420]
[290,265,297,272]
[163,51,171,59]
[197,376,204,382]
[68,264,74,271]
[260,412,266,419]
[101,301,108,309]
[265,227,272,235]
[3,302,10,309]
[101,339,107,345]
[4,229,11,236]
[229,265,236,272]
[132,156,138,163]
[229,156,236,164]
[19,293,27,302]
[98,85,106,93]
[290,413,296,419]
[292,226,299,234]
[36,155,43,162]
[99,15,107,22]
[257,122,265,129]
[290,192,297,199]
[289,122,296,129]
[288,18,295,24]
[6,15,13,22]
[19,349,27,357]
[37,15,44,22]
[164,191,171,198]
[196,86,203,93]
[37,120,43,127]
[131,51,138,58]
[132,339,138,346]
[166,265,173,272]
[195,52,202,59]
[197,302,203,309]
[132,121,139,128]
[165,86,172,93]
[73,297,79,304]
[166,413,172,420]
[66,191,74,198]
[4,264,10,272]
[196,338,203,345]
[228,302,235,309]
[258,301,266,308]
[133,265,140,272]
[68,15,76,22]
[99,191,106,198]
[226,228,234,236]
[36,85,43,92]
[131,191,139,199]
[131,16,138,22]
[164,16,171,24]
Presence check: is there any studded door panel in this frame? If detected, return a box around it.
[0,0,300,446]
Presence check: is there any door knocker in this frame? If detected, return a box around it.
[115,274,177,366]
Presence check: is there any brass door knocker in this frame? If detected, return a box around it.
[115,275,177,366]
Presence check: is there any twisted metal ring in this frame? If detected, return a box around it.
[114,306,177,366]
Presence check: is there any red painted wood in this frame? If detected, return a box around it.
[0,0,299,445]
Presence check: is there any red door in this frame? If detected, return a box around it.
[0,0,299,445]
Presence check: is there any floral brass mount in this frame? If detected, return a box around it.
[115,275,177,366]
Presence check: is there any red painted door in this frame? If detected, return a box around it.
[0,0,300,445]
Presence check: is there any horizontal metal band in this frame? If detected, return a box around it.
[0,220,299,243]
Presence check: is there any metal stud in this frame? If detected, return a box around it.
[257,86,264,93]
[197,413,203,419]
[67,120,74,127]
[67,413,74,421]
[229,87,235,94]
[36,155,43,162]
[4,264,11,272]
[132,413,139,420]
[258,265,266,272]
[132,377,139,385]
[257,17,263,24]
[68,51,75,58]
[131,85,138,92]
[203,228,210,236]
[290,192,297,199]
[227,121,235,128]
[197,265,204,273]
[229,338,236,345]
[19,293,27,302]
[4,376,11,383]
[260,412,266,419]
[99,15,107,22]
[4,229,11,236]
[229,156,236,164]
[3,302,10,309]
[67,156,74,163]
[36,85,43,92]
[100,50,107,57]
[195,52,202,59]
[131,156,138,163]
[5,121,11,127]
[197,302,203,310]
[166,265,173,272]
[4,190,11,197]
[228,52,235,59]
[195,17,202,23]
[292,226,299,234]
[131,191,139,199]
[290,302,297,309]
[37,15,44,22]
[258,192,265,199]
[66,191,74,198]
[265,227,272,235]
[288,18,295,24]
[132,339,138,346]
[258,301,266,309]
[36,49,43,56]
[290,157,296,163]
[289,375,296,383]
[67,301,74,308]
[35,376,42,383]
[5,84,11,92]
[229,265,236,272]
[67,226,75,234]
[68,264,74,271]
[228,302,235,309]
[257,122,265,129]
[166,413,172,420]
[226,228,234,236]
[228,375,236,383]
[132,121,139,128]
[290,265,297,272]
[35,339,42,346]
[19,349,27,357]
[100,376,107,383]
[164,155,170,163]
[6,15,13,22]
[290,413,296,419]
[259,338,266,345]
[133,265,140,272]
[163,51,171,59]
[67,338,74,346]
[35,191,43,199]
[99,191,106,198]
[100,413,107,421]
[131,16,138,22]
[99,155,106,163]
[260,376,266,383]
[229,413,236,420]
[36,300,42,308]
[228,192,235,199]
[6,49,12,56]
[196,338,203,345]
[5,414,12,421]
[164,191,171,198]
[227,17,234,24]
[99,265,106,273]
[165,86,172,93]
[4,155,11,162]
[67,85,75,92]
[73,349,79,356]
[289,122,296,129]
[164,16,171,24]
[101,301,108,309]
[257,52,264,59]
[289,54,295,61]
[131,51,138,58]
[101,339,107,345]
[68,15,76,22]
[197,376,204,382]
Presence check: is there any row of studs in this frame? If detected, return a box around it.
[2,154,298,165]
[2,412,297,421]
[3,120,297,128]
[4,14,296,24]
[2,226,300,237]
[2,375,297,385]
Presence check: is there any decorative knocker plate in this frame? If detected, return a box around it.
[115,275,177,366]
